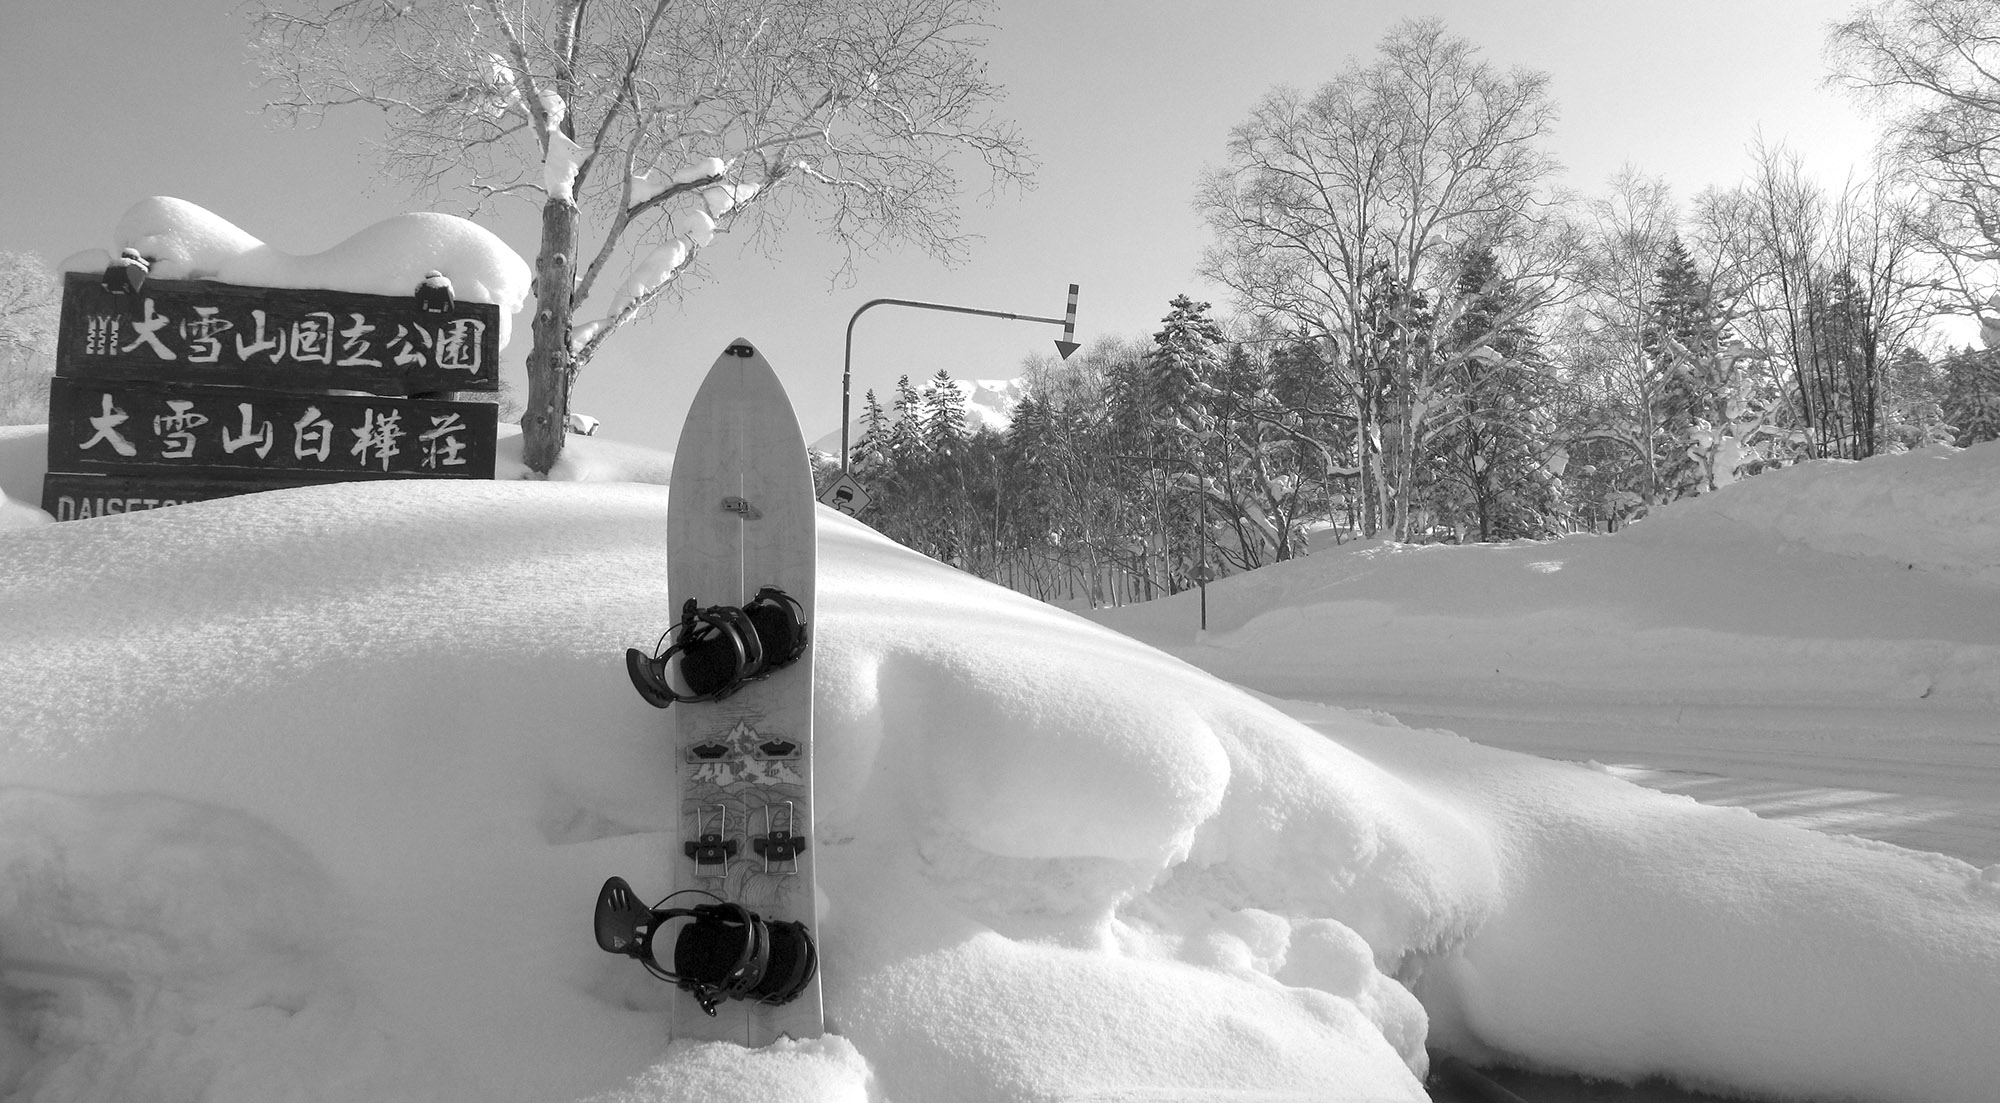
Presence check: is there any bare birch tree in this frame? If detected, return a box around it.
[1829,0,2000,317]
[247,0,1031,473]
[1564,169,1682,507]
[1195,18,1568,540]
[1716,142,1934,459]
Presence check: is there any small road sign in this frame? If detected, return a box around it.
[819,473,872,516]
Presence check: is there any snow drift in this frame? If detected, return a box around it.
[1689,441,2000,588]
[1,433,1998,1103]
[1097,444,2000,716]
[58,197,531,349]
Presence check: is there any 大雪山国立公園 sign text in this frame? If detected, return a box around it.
[56,272,500,394]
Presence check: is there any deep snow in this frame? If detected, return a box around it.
[2,426,1999,1103]
[59,198,532,350]
[1093,442,2000,869]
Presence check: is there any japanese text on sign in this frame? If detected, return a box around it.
[50,378,497,480]
[80,300,486,375]
[55,273,502,392]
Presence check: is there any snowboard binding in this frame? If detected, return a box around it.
[593,877,817,1015]
[626,587,809,707]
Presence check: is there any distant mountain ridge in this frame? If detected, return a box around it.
[809,376,1026,456]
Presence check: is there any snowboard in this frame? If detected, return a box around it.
[646,338,823,1045]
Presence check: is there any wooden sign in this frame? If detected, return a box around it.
[42,264,510,522]
[56,271,500,394]
[47,377,497,481]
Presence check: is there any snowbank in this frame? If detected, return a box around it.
[0,427,51,530]
[61,197,531,349]
[1683,441,2000,587]
[0,475,1432,1102]
[2,436,1997,1103]
[1321,703,2000,1101]
[1097,443,2000,712]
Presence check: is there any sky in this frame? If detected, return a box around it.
[0,0,1886,455]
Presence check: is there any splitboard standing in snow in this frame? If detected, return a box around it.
[594,338,824,1045]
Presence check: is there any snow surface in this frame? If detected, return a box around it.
[546,131,587,205]
[57,198,531,350]
[539,91,586,204]
[1693,444,2000,588]
[593,160,754,340]
[704,183,759,219]
[677,209,717,249]
[674,157,728,187]
[630,158,730,207]
[2,429,1998,1103]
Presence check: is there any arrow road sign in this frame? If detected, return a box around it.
[1055,283,1080,360]
[839,283,1083,473]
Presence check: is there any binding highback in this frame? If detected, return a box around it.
[593,878,817,1015]
[626,587,808,708]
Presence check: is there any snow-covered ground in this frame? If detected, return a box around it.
[3,423,1998,1103]
[1093,443,2000,869]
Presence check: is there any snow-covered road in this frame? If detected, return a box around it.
[1283,694,2000,866]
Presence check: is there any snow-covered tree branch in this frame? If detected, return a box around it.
[246,0,1033,473]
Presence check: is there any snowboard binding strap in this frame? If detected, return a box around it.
[626,587,809,708]
[592,877,817,1015]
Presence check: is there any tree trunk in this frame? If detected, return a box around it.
[522,198,581,476]
[1354,379,1383,538]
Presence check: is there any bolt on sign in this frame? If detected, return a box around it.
[42,270,502,520]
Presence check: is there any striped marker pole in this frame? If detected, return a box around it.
[1055,284,1081,360]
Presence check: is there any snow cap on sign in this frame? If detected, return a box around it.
[73,197,532,349]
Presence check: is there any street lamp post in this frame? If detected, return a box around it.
[839,285,1079,473]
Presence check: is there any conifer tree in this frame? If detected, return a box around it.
[1812,268,1883,458]
[1000,390,1057,583]
[919,369,969,455]
[1880,347,1953,450]
[1435,246,1558,540]
[1146,295,1226,437]
[1101,350,1151,453]
[910,369,971,562]
[1137,297,1228,589]
[1202,341,1323,565]
[852,389,891,475]
[1641,235,1721,499]
[1262,336,1356,537]
[1352,262,1439,538]
[888,374,924,461]
[1942,347,2000,446]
